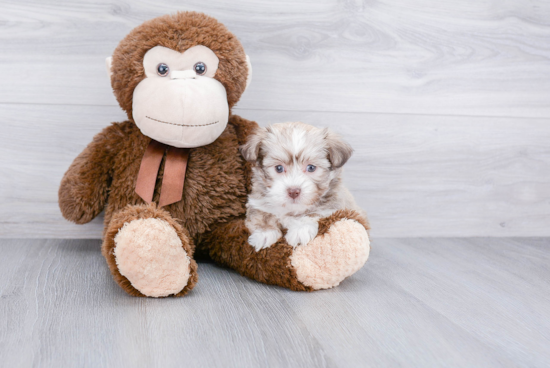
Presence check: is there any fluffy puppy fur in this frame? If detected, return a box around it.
[240,122,365,251]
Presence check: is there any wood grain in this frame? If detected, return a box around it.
[0,239,331,368]
[0,0,548,117]
[1,238,549,367]
[0,0,549,237]
[282,237,550,367]
[1,104,549,238]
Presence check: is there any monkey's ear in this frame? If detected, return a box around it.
[240,127,265,162]
[105,56,113,78]
[245,55,252,91]
[324,129,354,169]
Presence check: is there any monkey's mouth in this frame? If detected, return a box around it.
[146,116,220,127]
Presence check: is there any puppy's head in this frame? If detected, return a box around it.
[240,122,353,213]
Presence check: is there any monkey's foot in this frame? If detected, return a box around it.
[290,211,370,290]
[102,204,198,297]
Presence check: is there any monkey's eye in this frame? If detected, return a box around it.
[306,165,316,172]
[275,165,285,173]
[194,62,207,75]
[157,63,170,77]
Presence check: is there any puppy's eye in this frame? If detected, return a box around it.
[194,62,207,75]
[306,165,316,172]
[275,165,285,173]
[157,63,170,77]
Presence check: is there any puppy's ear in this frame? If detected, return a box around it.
[324,129,353,168]
[240,127,266,163]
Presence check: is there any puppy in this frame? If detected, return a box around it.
[240,122,365,251]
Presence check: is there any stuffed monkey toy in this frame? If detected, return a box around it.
[59,12,371,297]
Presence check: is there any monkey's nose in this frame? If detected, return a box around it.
[287,188,301,199]
[171,70,196,80]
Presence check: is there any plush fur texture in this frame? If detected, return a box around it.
[132,44,233,148]
[291,218,370,289]
[102,204,198,297]
[59,12,371,297]
[114,217,191,297]
[111,12,248,120]
[242,122,364,250]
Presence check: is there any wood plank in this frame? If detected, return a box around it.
[1,104,549,238]
[280,237,550,367]
[0,239,333,368]
[0,0,549,117]
[375,238,550,365]
[1,238,549,367]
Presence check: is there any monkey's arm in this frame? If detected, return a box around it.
[58,123,124,224]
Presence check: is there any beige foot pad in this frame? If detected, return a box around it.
[114,218,191,297]
[290,219,370,290]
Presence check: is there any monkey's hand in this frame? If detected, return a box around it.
[58,123,124,224]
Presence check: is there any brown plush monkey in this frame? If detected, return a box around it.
[58,12,370,297]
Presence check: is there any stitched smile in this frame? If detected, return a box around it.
[146,116,220,127]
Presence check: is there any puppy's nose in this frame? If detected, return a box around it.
[287,188,301,199]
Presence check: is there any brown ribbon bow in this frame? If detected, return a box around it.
[135,140,190,207]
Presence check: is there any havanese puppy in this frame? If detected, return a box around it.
[240,122,365,251]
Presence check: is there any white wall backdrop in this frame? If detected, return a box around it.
[0,0,549,238]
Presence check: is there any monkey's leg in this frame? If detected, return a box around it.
[205,209,370,291]
[101,204,198,297]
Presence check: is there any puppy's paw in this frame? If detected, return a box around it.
[248,229,282,251]
[285,221,319,247]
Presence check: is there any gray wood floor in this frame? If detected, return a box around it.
[1,237,549,368]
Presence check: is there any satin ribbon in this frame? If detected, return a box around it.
[135,140,190,207]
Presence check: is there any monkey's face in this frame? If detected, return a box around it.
[132,45,229,148]
[108,12,252,149]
